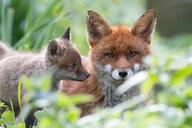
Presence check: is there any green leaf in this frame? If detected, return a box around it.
[170,64,192,87]
[142,72,159,94]
[70,94,93,104]
[1,111,15,125]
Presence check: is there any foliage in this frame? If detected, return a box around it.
[0,0,192,128]
[0,55,191,128]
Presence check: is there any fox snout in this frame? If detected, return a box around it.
[78,71,90,81]
[111,69,133,81]
[104,64,141,81]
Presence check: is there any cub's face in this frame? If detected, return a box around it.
[47,28,90,81]
[86,10,156,84]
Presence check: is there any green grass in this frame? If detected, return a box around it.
[0,0,146,55]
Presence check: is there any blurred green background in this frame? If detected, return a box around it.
[1,0,191,56]
[0,0,192,127]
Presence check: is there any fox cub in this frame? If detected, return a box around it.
[61,10,157,116]
[0,28,90,111]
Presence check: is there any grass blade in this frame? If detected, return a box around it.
[6,8,14,45]
[1,0,7,42]
[14,0,64,49]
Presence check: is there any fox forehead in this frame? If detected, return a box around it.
[52,39,81,68]
[90,25,151,69]
[56,49,81,68]
[55,38,71,48]
[92,25,150,55]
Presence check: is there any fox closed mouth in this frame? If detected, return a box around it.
[109,75,126,83]
[103,64,140,82]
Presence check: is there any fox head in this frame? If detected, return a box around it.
[45,28,90,81]
[86,10,156,84]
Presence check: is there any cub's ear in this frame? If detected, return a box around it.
[47,40,65,58]
[86,10,112,45]
[131,9,157,44]
[62,27,71,41]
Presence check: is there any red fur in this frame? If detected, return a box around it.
[60,9,156,116]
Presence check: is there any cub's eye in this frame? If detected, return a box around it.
[104,52,115,58]
[69,63,77,69]
[128,51,138,58]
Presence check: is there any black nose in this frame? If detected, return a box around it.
[79,72,90,81]
[84,72,90,78]
[119,71,127,78]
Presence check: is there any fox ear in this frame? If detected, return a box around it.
[62,27,71,41]
[47,40,65,59]
[86,10,112,45]
[131,9,157,44]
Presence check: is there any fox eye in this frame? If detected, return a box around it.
[104,52,115,58]
[69,63,77,70]
[128,51,138,58]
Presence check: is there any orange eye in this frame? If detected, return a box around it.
[128,51,138,58]
[105,52,115,58]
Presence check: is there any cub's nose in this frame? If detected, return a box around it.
[84,72,90,78]
[79,72,90,81]
[119,71,127,78]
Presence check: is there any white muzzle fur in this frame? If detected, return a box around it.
[104,64,141,81]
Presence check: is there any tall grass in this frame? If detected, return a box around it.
[0,0,145,54]
[0,0,14,45]
[0,0,70,51]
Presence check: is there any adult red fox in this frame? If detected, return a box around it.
[61,10,157,116]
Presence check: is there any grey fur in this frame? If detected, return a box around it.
[94,62,147,108]
[0,37,89,110]
[102,82,140,108]
[0,53,46,106]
